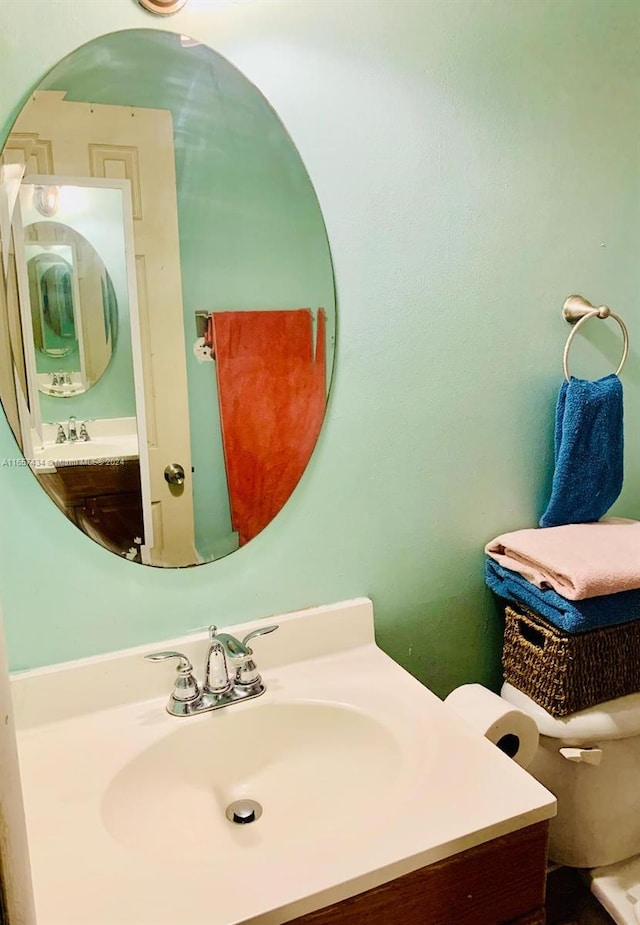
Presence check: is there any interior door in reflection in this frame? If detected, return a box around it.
[9,91,196,566]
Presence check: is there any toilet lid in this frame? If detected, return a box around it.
[590,854,640,925]
[501,683,640,743]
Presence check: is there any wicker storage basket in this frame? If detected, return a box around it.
[502,603,640,717]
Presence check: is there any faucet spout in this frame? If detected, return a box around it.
[204,629,231,694]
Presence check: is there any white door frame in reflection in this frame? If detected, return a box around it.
[10,175,156,557]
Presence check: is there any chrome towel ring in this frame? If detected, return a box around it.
[562,295,629,382]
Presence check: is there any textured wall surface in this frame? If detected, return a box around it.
[0,0,638,696]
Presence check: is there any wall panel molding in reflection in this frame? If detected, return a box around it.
[89,145,142,220]
[2,134,54,174]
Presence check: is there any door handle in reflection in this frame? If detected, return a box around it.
[164,463,186,486]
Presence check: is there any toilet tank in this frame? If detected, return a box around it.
[502,684,640,869]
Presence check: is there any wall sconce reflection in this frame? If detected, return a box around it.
[137,0,189,14]
[138,0,254,14]
[34,185,59,217]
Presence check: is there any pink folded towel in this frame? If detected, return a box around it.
[485,518,640,601]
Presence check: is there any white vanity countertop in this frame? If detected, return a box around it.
[11,598,556,925]
[31,417,139,470]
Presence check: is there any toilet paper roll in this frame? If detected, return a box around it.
[444,683,539,769]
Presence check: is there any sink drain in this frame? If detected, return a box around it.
[225,799,263,825]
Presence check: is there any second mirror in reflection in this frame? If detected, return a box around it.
[25,216,118,397]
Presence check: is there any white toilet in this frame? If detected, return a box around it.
[501,683,640,925]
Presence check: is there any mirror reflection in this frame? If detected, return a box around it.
[25,216,119,396]
[0,30,335,568]
[30,250,77,357]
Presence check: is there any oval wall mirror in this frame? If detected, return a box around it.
[0,29,335,567]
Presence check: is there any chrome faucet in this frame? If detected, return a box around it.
[51,371,71,389]
[145,624,279,717]
[50,417,89,443]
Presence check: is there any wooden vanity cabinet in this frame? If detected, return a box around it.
[286,821,549,925]
[36,459,144,560]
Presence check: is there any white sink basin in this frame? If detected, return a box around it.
[11,598,555,925]
[103,701,403,862]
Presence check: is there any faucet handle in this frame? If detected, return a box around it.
[241,625,279,649]
[145,650,192,668]
[209,624,279,650]
[232,625,279,691]
[144,650,201,703]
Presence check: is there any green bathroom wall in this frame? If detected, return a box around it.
[0,0,638,696]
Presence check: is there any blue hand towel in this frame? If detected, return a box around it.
[485,557,640,634]
[540,374,623,528]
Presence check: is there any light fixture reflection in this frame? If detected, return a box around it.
[33,185,59,217]
[137,0,189,15]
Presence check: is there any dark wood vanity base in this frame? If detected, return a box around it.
[287,821,549,925]
[37,459,144,559]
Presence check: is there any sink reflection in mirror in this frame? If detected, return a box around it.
[0,29,336,568]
